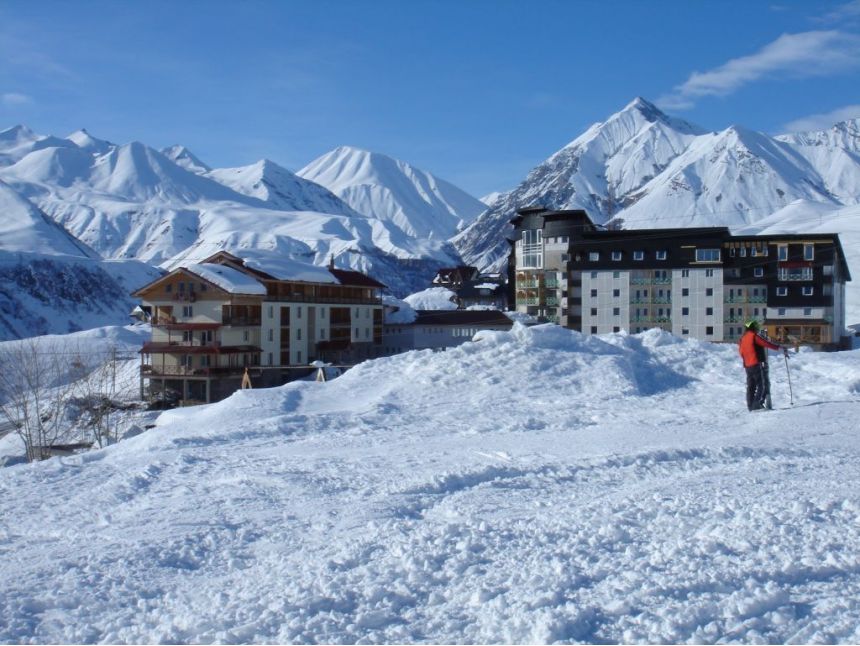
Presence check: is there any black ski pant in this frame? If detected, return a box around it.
[745,363,769,410]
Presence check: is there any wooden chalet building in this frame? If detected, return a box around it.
[133,252,385,404]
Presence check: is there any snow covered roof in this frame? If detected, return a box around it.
[184,263,267,295]
[239,255,339,284]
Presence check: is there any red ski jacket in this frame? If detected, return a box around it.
[738,330,781,368]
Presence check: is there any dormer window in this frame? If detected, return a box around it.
[611,251,622,261]
[804,244,814,260]
[633,250,644,261]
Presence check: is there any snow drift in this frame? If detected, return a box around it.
[1,324,859,643]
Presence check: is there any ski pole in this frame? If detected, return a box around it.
[784,351,794,406]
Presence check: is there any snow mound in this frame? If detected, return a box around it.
[2,270,860,644]
[404,286,458,310]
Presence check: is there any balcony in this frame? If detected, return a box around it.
[141,365,260,377]
[222,317,262,326]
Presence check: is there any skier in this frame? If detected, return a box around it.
[738,320,788,411]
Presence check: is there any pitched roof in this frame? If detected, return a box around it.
[328,267,387,288]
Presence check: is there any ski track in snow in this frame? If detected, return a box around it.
[1,325,860,643]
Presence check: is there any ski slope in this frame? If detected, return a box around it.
[1,324,859,643]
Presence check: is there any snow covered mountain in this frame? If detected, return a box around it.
[454,98,860,273]
[298,146,486,241]
[161,144,211,174]
[0,129,471,297]
[206,158,363,217]
[0,180,162,340]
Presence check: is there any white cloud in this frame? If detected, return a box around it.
[657,30,860,110]
[1,92,32,106]
[815,0,860,25]
[783,104,860,132]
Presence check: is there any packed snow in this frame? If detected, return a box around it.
[1,324,860,643]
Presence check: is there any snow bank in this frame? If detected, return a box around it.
[1,324,860,643]
[404,286,458,310]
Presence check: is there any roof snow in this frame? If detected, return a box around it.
[184,263,267,295]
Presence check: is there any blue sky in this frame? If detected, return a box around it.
[2,0,859,198]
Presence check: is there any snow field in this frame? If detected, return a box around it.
[1,324,860,643]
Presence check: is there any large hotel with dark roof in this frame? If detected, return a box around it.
[510,207,851,350]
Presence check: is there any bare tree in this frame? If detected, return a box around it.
[0,338,83,461]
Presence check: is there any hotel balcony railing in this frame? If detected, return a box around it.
[222,317,262,326]
[141,365,258,377]
[265,295,382,305]
[546,297,559,306]
[516,298,539,306]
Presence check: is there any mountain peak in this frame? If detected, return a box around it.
[0,124,37,143]
[67,128,114,154]
[161,144,211,174]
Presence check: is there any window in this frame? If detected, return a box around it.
[590,308,597,316]
[682,307,689,316]
[268,305,274,319]
[297,328,302,340]
[802,286,814,296]
[705,269,714,277]
[182,330,192,343]
[297,306,302,319]
[591,326,598,334]
[178,281,185,292]
[633,251,644,261]
[613,271,621,279]
[656,250,667,260]
[706,307,713,316]
[682,328,689,335]
[613,307,620,316]
[778,308,786,316]
[740,246,747,257]
[706,288,713,296]
[682,288,689,297]
[613,289,620,297]
[778,266,813,281]
[754,267,764,278]
[520,230,543,268]
[200,283,207,292]
[182,305,193,317]
[166,284,173,293]
[776,287,788,296]
[268,329,273,342]
[823,265,833,276]
[803,308,812,316]
[730,248,736,257]
[268,352,273,366]
[681,269,690,278]
[590,271,598,278]
[243,330,249,342]
[612,251,622,261]
[804,244,814,261]
[590,289,598,298]
[695,248,721,262]
[778,245,788,261]
[706,326,714,336]
[588,251,600,262]
[613,326,620,333]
